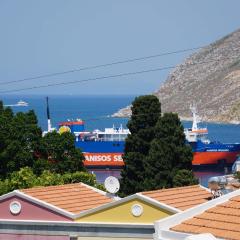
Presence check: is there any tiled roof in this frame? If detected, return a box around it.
[141,185,212,210]
[21,183,113,214]
[172,195,240,240]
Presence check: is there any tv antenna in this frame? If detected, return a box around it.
[104,176,120,194]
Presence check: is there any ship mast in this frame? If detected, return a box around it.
[190,105,199,131]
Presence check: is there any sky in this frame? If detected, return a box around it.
[1,0,240,96]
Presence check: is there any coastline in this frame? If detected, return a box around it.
[112,108,240,125]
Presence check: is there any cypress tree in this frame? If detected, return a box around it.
[143,112,197,190]
[119,95,161,195]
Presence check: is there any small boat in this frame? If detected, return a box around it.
[4,100,29,107]
[16,100,28,107]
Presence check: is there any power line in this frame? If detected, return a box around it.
[0,46,204,86]
[0,66,174,93]
[1,55,239,94]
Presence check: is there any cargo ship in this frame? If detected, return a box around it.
[58,120,129,168]
[184,106,240,166]
[43,97,128,167]
[44,98,240,167]
[61,106,240,167]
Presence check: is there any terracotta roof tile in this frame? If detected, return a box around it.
[21,183,113,214]
[173,224,240,240]
[171,196,240,240]
[141,185,211,210]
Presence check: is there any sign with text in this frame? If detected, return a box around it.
[84,153,124,166]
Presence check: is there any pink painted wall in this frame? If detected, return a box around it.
[0,196,72,221]
[0,234,69,240]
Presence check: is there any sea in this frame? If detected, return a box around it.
[2,94,240,187]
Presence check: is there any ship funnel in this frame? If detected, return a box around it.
[46,96,52,132]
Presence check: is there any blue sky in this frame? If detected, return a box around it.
[1,0,240,95]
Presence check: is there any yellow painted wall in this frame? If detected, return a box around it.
[76,199,173,224]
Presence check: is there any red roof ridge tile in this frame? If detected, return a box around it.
[21,182,82,192]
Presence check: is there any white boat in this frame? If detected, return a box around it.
[4,100,29,107]
[16,100,28,107]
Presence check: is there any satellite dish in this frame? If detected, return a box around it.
[104,176,120,194]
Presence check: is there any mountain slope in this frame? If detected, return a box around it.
[114,29,240,123]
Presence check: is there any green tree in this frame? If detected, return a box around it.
[0,103,14,177]
[63,171,96,185]
[0,179,10,195]
[120,95,161,195]
[37,170,64,186]
[120,96,197,195]
[0,167,104,195]
[0,104,42,177]
[32,158,51,175]
[7,167,37,191]
[173,169,198,187]
[37,131,85,174]
[0,100,86,178]
[143,113,197,190]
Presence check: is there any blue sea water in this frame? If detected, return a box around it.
[1,95,240,185]
[1,95,133,131]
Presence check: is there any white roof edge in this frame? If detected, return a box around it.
[74,194,137,219]
[80,182,120,200]
[154,229,192,240]
[154,188,240,239]
[74,192,180,220]
[14,190,74,219]
[0,191,16,201]
[80,182,107,195]
[154,230,223,240]
[136,193,181,214]
[199,184,211,192]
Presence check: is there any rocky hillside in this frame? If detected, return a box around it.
[113,29,240,123]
